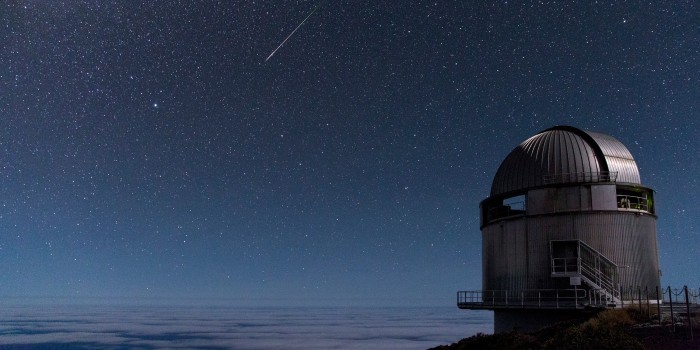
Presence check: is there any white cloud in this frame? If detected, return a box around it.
[0,305,492,349]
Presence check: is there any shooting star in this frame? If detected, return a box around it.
[265,5,319,62]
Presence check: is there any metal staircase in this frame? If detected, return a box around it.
[551,240,621,306]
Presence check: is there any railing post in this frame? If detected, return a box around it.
[645,286,650,320]
[592,289,596,305]
[621,285,624,308]
[638,287,642,311]
[577,256,581,275]
[668,286,675,332]
[685,286,693,340]
[656,286,662,325]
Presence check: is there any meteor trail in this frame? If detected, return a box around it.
[265,5,319,62]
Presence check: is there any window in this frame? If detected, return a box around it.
[482,194,527,224]
[616,186,654,213]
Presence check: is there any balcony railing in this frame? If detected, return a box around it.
[543,171,618,185]
[552,257,579,275]
[457,289,595,310]
[617,194,650,212]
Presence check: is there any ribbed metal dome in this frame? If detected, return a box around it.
[490,126,641,196]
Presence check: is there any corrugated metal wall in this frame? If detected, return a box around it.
[482,211,660,292]
[482,218,529,292]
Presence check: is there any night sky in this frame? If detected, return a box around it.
[1,1,698,306]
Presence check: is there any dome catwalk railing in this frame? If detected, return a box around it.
[542,171,618,185]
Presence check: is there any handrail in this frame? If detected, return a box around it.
[577,240,616,267]
[487,204,526,221]
[550,240,620,303]
[580,261,615,289]
[616,194,650,212]
[457,289,606,309]
[543,171,618,185]
[551,257,579,274]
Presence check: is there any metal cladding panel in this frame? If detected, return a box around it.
[591,185,617,210]
[490,126,642,197]
[586,131,634,159]
[527,186,594,215]
[605,157,641,184]
[482,219,528,292]
[570,213,659,290]
[491,129,603,196]
[585,131,641,184]
[482,212,660,292]
[527,188,553,215]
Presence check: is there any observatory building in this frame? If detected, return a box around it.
[458,125,661,333]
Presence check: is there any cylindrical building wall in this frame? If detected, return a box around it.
[482,210,660,293]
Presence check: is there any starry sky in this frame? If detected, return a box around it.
[1,1,698,306]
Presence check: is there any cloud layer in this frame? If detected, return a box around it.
[0,305,492,349]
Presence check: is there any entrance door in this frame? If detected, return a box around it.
[550,240,579,275]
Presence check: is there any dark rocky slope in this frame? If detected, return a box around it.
[430,309,699,350]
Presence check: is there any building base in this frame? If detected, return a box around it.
[494,309,588,333]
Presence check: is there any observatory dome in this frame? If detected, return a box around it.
[491,126,641,196]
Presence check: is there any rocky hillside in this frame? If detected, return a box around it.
[430,308,699,350]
